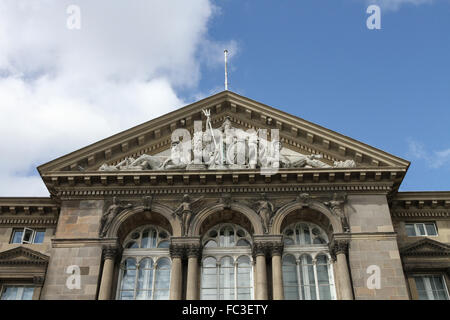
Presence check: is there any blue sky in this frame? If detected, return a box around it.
[0,0,449,195]
[192,0,450,191]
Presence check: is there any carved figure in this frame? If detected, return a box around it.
[173,194,204,236]
[254,193,275,234]
[99,197,133,238]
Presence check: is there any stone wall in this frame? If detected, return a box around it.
[346,195,409,300]
[41,200,104,300]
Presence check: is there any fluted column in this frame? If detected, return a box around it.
[331,239,353,300]
[186,245,201,300]
[271,243,284,300]
[169,244,184,300]
[98,247,118,300]
[253,243,268,300]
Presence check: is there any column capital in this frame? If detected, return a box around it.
[329,239,349,260]
[269,242,284,257]
[169,244,186,259]
[102,246,120,260]
[186,244,202,259]
[252,242,269,258]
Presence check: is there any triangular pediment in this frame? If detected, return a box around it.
[38,90,410,174]
[0,247,50,265]
[400,238,450,257]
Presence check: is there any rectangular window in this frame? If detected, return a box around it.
[414,275,449,300]
[10,228,45,244]
[1,286,35,300]
[405,222,438,237]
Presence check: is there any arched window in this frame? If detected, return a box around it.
[200,224,253,300]
[117,225,171,300]
[282,222,336,300]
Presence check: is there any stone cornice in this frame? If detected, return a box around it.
[52,184,394,200]
[52,238,119,248]
[0,197,60,220]
[332,232,398,241]
[0,217,59,227]
[42,167,406,187]
[391,191,450,211]
[391,210,450,219]
[41,168,405,200]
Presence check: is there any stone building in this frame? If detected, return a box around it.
[0,90,449,300]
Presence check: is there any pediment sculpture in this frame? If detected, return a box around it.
[99,110,356,172]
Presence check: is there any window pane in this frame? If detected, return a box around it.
[136,290,152,300]
[300,255,316,300]
[237,288,251,300]
[154,289,169,300]
[23,229,34,243]
[157,240,169,248]
[414,276,425,291]
[204,240,217,248]
[201,288,217,300]
[33,231,45,244]
[317,264,330,285]
[237,256,252,294]
[141,229,150,248]
[425,223,437,236]
[22,287,35,300]
[284,286,299,300]
[120,291,134,300]
[417,224,426,236]
[219,288,235,300]
[11,230,23,244]
[1,286,18,300]
[202,268,217,288]
[137,258,153,292]
[319,285,332,300]
[282,255,299,300]
[126,241,138,249]
[236,239,250,247]
[405,224,416,236]
[237,256,251,267]
[121,259,137,291]
[284,238,294,245]
[155,258,171,296]
[203,257,216,268]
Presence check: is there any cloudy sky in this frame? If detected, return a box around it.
[0,0,449,196]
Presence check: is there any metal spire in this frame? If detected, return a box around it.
[224,49,228,91]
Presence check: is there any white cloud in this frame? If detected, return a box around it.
[407,139,450,169]
[364,0,434,11]
[0,0,235,196]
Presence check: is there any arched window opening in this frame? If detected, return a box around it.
[282,222,335,300]
[200,223,253,300]
[117,225,171,300]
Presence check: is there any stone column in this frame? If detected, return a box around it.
[271,243,284,300]
[253,243,268,300]
[169,244,184,300]
[186,245,201,300]
[331,239,353,300]
[98,247,118,300]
